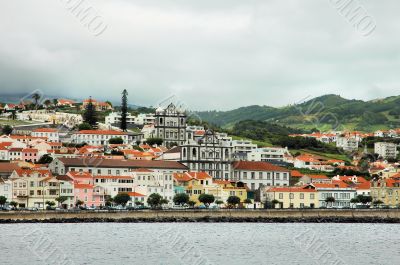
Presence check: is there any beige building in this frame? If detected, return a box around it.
[262,185,319,208]
[371,175,400,207]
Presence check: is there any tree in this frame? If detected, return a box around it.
[227,196,241,208]
[243,198,252,208]
[357,195,372,205]
[173,193,189,206]
[373,200,384,207]
[147,193,162,209]
[44,99,52,109]
[146,137,163,146]
[109,137,124,144]
[271,199,280,209]
[105,197,113,207]
[113,193,131,206]
[78,122,93,131]
[53,99,58,107]
[350,197,359,208]
[45,200,56,209]
[120,89,128,131]
[55,196,68,207]
[198,194,215,208]
[32,93,41,109]
[188,200,196,208]
[2,125,13,135]
[83,97,98,127]
[9,201,18,208]
[75,200,84,207]
[37,154,53,164]
[325,197,335,207]
[0,196,7,206]
[215,200,224,206]
[160,198,169,206]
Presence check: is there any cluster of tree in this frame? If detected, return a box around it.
[271,136,341,154]
[147,193,169,209]
[83,97,98,127]
[197,94,400,131]
[172,193,245,208]
[146,137,163,146]
[1,125,13,135]
[109,137,124,144]
[329,167,371,180]
[361,136,400,149]
[230,120,306,142]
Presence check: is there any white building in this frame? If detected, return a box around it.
[336,136,358,152]
[232,139,257,159]
[155,103,187,147]
[31,128,60,143]
[232,161,290,190]
[0,178,12,202]
[49,157,188,177]
[313,182,357,208]
[72,130,129,145]
[180,130,233,179]
[131,168,175,203]
[105,112,155,126]
[247,147,289,162]
[374,142,398,159]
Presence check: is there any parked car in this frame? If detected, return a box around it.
[27,207,39,211]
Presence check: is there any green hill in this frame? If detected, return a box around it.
[198,94,400,132]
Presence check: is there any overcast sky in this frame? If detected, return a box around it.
[0,0,399,110]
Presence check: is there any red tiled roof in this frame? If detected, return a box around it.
[33,128,58,133]
[173,173,192,182]
[77,130,127,135]
[291,170,303,178]
[187,171,212,180]
[22,148,38,153]
[0,163,20,173]
[75,183,93,189]
[307,174,329,179]
[233,161,289,172]
[94,175,133,180]
[127,192,145,197]
[58,158,188,170]
[131,168,154,173]
[267,186,317,193]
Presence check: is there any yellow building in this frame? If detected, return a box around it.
[173,172,248,206]
[262,185,319,208]
[371,175,400,207]
[213,180,248,205]
[10,169,60,209]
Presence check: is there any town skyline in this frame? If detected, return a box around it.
[1,1,399,110]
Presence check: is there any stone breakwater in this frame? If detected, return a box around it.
[1,209,400,223]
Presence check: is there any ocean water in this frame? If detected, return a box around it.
[0,223,399,265]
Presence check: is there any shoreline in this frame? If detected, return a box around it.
[1,209,400,223]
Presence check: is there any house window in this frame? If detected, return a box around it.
[279,193,283,199]
[300,193,304,199]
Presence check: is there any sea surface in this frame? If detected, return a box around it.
[0,223,399,265]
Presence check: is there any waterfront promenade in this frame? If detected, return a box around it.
[1,209,400,223]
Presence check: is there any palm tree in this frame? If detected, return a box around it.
[32,93,41,109]
[44,99,51,109]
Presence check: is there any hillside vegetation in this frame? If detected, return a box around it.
[198,94,400,132]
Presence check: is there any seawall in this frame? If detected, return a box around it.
[1,210,400,223]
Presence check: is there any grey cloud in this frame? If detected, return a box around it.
[0,0,399,110]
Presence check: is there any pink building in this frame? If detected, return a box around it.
[22,148,39,163]
[70,172,105,207]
